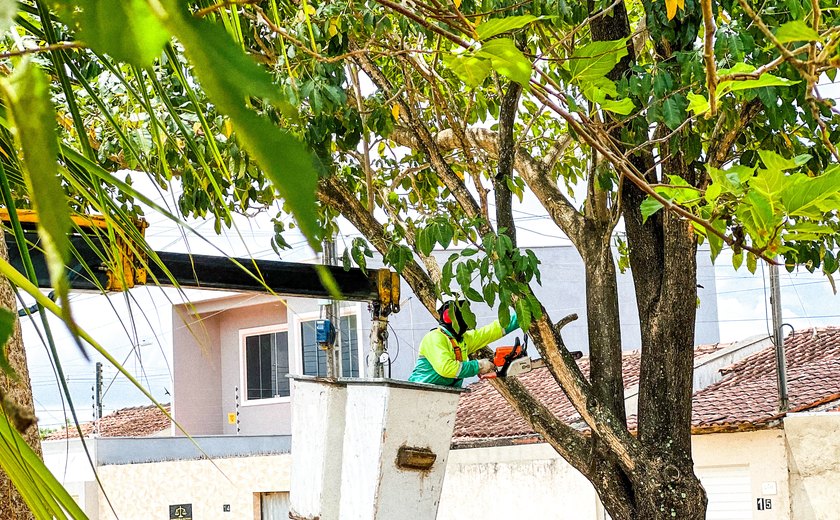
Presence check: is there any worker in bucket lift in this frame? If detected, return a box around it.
[408,300,518,387]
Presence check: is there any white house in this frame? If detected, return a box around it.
[442,326,840,520]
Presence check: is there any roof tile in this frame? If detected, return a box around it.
[43,404,171,441]
[454,327,840,443]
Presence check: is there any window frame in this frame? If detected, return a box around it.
[239,324,291,407]
[292,305,365,378]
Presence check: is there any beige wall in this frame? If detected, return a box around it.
[785,413,840,520]
[439,443,600,520]
[692,429,791,519]
[173,305,223,435]
[173,295,291,435]
[218,300,290,435]
[96,454,290,520]
[441,429,791,520]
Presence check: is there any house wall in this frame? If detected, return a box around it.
[43,439,99,517]
[363,245,721,381]
[95,454,291,520]
[173,306,223,435]
[784,413,840,520]
[438,443,599,520]
[692,429,791,519]
[441,429,789,520]
[218,299,289,435]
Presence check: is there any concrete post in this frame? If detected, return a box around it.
[289,377,347,520]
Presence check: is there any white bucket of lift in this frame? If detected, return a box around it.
[289,376,463,520]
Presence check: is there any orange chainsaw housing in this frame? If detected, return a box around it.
[493,345,524,367]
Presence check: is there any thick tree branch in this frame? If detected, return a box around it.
[318,176,598,477]
[528,311,641,473]
[391,126,586,246]
[495,81,522,245]
[319,177,439,311]
[352,53,492,236]
[707,99,762,171]
[701,0,717,116]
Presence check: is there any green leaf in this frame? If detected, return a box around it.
[436,221,454,249]
[483,281,497,307]
[775,20,821,43]
[732,249,744,270]
[595,97,634,115]
[653,70,674,98]
[417,227,434,256]
[705,182,722,203]
[640,196,664,222]
[0,308,15,377]
[565,39,628,83]
[758,149,799,171]
[0,61,78,344]
[476,38,532,86]
[746,190,777,238]
[0,0,16,34]
[160,1,321,247]
[444,54,492,88]
[707,219,726,262]
[782,166,840,217]
[746,251,757,274]
[686,92,710,116]
[475,15,539,41]
[514,297,532,331]
[717,74,799,96]
[662,95,687,130]
[50,0,170,67]
[465,287,484,303]
[458,301,477,330]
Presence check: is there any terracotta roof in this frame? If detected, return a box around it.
[43,404,171,441]
[692,327,840,427]
[453,327,840,445]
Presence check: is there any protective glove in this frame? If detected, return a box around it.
[478,358,496,375]
[503,311,519,335]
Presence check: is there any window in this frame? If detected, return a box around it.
[244,330,290,401]
[301,315,359,377]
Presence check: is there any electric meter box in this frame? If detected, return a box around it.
[316,319,336,345]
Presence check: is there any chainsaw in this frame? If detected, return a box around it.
[478,335,585,379]
[479,336,533,379]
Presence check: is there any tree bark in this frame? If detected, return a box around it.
[494,81,521,244]
[586,0,708,517]
[0,228,40,520]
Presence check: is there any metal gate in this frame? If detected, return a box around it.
[260,492,290,520]
[697,465,752,520]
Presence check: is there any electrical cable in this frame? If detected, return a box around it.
[387,322,401,367]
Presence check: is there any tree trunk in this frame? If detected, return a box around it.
[0,228,41,519]
[579,225,637,518]
[621,177,707,520]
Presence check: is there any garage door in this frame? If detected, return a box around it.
[697,466,752,520]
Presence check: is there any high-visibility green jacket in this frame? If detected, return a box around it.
[407,318,514,387]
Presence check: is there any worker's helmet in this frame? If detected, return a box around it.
[438,300,469,336]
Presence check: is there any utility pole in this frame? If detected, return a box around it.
[92,361,103,435]
[769,264,789,412]
[323,239,339,378]
[367,271,395,379]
